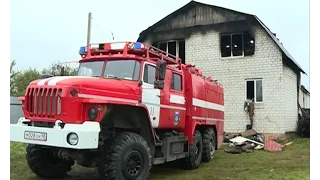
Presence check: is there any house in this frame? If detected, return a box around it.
[299,85,310,109]
[137,1,307,134]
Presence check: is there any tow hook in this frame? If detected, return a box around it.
[56,150,74,160]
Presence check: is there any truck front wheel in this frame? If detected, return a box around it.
[98,132,151,180]
[26,144,74,179]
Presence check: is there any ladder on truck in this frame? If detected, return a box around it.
[79,41,182,67]
[78,41,222,86]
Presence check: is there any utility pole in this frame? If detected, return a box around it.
[87,12,92,48]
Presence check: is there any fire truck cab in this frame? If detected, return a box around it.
[10,42,224,180]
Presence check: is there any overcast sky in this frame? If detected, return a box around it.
[10,0,309,90]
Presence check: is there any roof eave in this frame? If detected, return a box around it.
[253,15,306,75]
[300,85,310,95]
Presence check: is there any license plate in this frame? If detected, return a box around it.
[24,131,47,141]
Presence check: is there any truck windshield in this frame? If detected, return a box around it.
[77,61,104,77]
[77,60,141,80]
[104,60,140,81]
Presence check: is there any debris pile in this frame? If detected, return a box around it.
[224,129,286,154]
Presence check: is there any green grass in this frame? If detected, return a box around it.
[11,138,310,180]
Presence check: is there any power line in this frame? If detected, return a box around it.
[91,16,103,40]
[92,14,114,41]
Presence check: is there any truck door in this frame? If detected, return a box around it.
[168,72,186,129]
[141,62,161,128]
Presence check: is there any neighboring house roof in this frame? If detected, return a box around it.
[300,85,310,95]
[137,0,306,74]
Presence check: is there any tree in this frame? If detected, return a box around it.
[14,68,41,96]
[41,62,77,76]
[11,61,78,96]
[10,60,19,96]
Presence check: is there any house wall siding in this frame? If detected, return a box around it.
[184,24,290,133]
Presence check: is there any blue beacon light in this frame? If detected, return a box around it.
[79,46,87,55]
[134,42,142,50]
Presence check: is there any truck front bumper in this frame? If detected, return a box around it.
[10,117,100,149]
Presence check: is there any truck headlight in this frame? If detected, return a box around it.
[67,133,78,145]
[88,107,98,120]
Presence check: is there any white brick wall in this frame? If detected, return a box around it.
[283,65,298,132]
[184,24,298,133]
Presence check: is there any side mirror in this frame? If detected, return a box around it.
[155,59,166,80]
[154,59,166,89]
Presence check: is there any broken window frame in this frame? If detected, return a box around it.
[245,78,263,103]
[220,32,245,58]
[156,40,185,64]
[158,40,178,56]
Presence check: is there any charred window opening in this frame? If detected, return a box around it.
[220,32,255,57]
[171,73,182,91]
[244,32,255,56]
[220,35,231,57]
[157,40,185,64]
[232,34,243,56]
[179,41,185,64]
[159,43,167,52]
[246,79,263,103]
[168,41,176,56]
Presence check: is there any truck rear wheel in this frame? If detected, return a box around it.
[201,127,216,162]
[184,130,203,169]
[26,144,74,179]
[98,132,151,180]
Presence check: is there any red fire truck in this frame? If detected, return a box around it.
[10,42,224,180]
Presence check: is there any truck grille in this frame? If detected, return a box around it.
[26,88,62,118]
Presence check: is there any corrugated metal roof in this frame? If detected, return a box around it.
[137,0,306,74]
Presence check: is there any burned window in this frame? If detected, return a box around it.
[220,32,255,57]
[168,41,176,56]
[156,40,185,64]
[244,32,255,56]
[232,34,243,56]
[246,79,263,103]
[143,64,156,84]
[179,41,185,64]
[159,42,167,52]
[220,35,231,57]
[171,73,182,91]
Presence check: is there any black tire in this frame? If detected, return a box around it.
[201,127,216,162]
[98,132,151,180]
[26,144,74,179]
[184,130,203,169]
